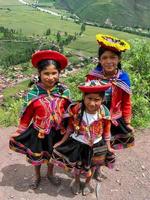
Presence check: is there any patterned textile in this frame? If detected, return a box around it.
[15,82,71,135]
[50,102,115,177]
[51,138,115,178]
[64,102,111,145]
[10,126,63,165]
[21,82,70,116]
[111,117,134,149]
[88,67,131,94]
[86,68,134,150]
[9,82,71,165]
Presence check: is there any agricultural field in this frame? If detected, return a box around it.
[1,0,150,56]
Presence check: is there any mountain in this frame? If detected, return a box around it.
[55,0,150,28]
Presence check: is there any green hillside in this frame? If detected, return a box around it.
[55,0,150,28]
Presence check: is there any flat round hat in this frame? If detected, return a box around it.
[78,81,112,93]
[32,50,68,70]
[96,34,130,52]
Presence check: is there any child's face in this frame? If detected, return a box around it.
[84,93,103,114]
[39,64,59,89]
[99,50,120,74]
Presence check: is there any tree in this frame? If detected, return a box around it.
[80,23,86,33]
[56,31,61,42]
[45,28,51,36]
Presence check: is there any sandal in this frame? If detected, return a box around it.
[71,181,81,195]
[82,183,94,196]
[29,177,41,190]
[93,170,107,182]
[47,175,61,186]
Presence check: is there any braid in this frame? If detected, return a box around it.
[78,100,85,129]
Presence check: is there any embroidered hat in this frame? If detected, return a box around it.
[96,34,130,52]
[32,50,68,69]
[78,80,112,93]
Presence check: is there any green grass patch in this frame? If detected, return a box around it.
[2,80,29,99]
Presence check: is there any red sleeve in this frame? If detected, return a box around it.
[66,117,74,135]
[122,92,132,123]
[16,103,35,133]
[61,103,77,135]
[103,119,111,141]
[59,99,70,114]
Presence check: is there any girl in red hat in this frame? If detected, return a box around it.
[50,80,115,196]
[9,50,71,189]
[87,34,135,181]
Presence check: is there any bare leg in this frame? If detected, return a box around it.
[47,163,61,186]
[93,166,107,182]
[47,162,54,176]
[30,165,41,189]
[82,175,94,196]
[71,174,81,195]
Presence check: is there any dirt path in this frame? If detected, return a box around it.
[0,127,150,200]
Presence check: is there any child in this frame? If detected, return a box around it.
[86,34,135,181]
[9,50,71,189]
[50,80,115,196]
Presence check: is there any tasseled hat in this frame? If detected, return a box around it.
[78,80,111,93]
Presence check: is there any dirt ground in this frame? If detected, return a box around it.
[0,127,150,200]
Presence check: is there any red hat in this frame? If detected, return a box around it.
[32,50,68,70]
[78,80,111,93]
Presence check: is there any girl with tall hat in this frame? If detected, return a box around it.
[50,80,115,196]
[86,34,135,181]
[9,50,71,189]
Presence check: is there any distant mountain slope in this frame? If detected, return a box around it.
[55,0,150,28]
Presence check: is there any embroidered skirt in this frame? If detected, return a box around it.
[111,117,135,149]
[50,137,115,177]
[9,125,63,165]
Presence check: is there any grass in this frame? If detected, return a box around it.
[67,26,150,55]
[0,0,80,35]
[1,0,150,56]
[2,80,29,99]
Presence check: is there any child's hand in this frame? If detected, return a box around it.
[12,131,20,137]
[126,124,135,133]
[108,147,115,153]
[53,142,62,149]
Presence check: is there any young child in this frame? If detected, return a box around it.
[9,50,71,189]
[50,80,115,196]
[86,34,135,181]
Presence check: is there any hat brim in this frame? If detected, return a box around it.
[96,34,130,52]
[32,50,68,70]
[78,83,112,93]
[97,41,123,52]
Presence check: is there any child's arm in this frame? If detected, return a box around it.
[103,120,115,153]
[12,103,34,137]
[53,132,70,148]
[105,140,114,153]
[53,117,74,148]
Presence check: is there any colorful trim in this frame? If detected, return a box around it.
[96,34,130,52]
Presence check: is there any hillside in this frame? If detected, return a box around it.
[55,0,150,28]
